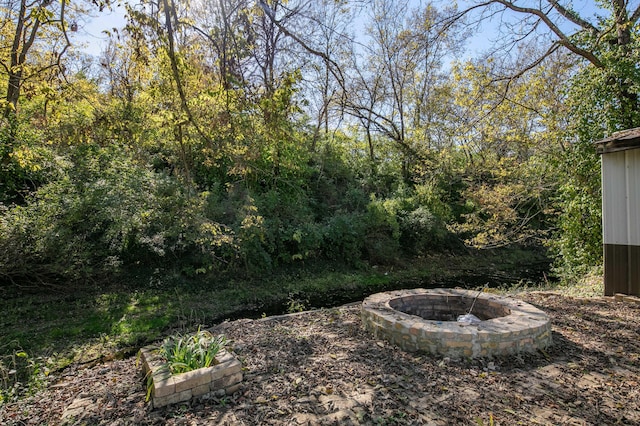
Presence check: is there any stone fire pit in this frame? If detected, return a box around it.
[361,288,552,358]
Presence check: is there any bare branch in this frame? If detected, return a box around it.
[496,42,561,82]
[258,0,345,89]
[546,0,598,32]
[343,101,424,159]
[631,4,640,23]
[161,0,214,147]
[53,0,71,73]
[439,1,495,34]
[443,0,605,69]
[491,0,604,68]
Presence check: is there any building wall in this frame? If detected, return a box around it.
[601,150,640,295]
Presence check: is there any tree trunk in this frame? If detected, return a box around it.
[611,0,638,128]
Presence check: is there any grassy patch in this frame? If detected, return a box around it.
[0,265,400,401]
[500,267,604,298]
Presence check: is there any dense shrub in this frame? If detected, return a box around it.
[398,206,453,253]
[0,131,469,288]
[547,137,603,277]
[321,212,367,264]
[253,188,317,266]
[0,119,63,203]
[0,145,236,286]
[363,197,402,264]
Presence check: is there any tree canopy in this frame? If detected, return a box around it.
[1,0,637,287]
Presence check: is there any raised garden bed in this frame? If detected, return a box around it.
[139,347,243,408]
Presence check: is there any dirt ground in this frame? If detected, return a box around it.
[1,291,639,425]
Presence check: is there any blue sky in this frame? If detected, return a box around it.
[72,0,612,59]
[70,4,127,57]
[75,0,479,58]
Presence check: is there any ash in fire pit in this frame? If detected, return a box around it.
[361,288,552,358]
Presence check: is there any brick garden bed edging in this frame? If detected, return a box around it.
[139,347,243,408]
[361,288,552,358]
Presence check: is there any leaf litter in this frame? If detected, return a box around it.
[0,292,639,425]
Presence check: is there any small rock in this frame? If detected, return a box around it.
[255,396,269,404]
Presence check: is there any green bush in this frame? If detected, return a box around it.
[321,212,366,264]
[398,206,453,254]
[362,197,402,264]
[363,189,457,260]
[548,138,603,278]
[0,119,63,203]
[251,189,313,266]
[0,145,236,286]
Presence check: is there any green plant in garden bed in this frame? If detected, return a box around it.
[159,327,227,374]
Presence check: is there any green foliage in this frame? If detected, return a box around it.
[321,212,366,264]
[286,293,308,313]
[547,138,603,277]
[0,144,236,286]
[413,181,455,223]
[159,328,227,375]
[0,117,62,203]
[568,16,640,132]
[0,348,47,403]
[451,155,554,249]
[364,196,402,263]
[198,154,459,271]
[445,56,571,251]
[254,188,317,265]
[399,206,452,253]
[1,0,588,288]
[361,189,458,262]
[548,13,640,278]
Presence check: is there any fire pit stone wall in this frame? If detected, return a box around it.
[361,288,552,358]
